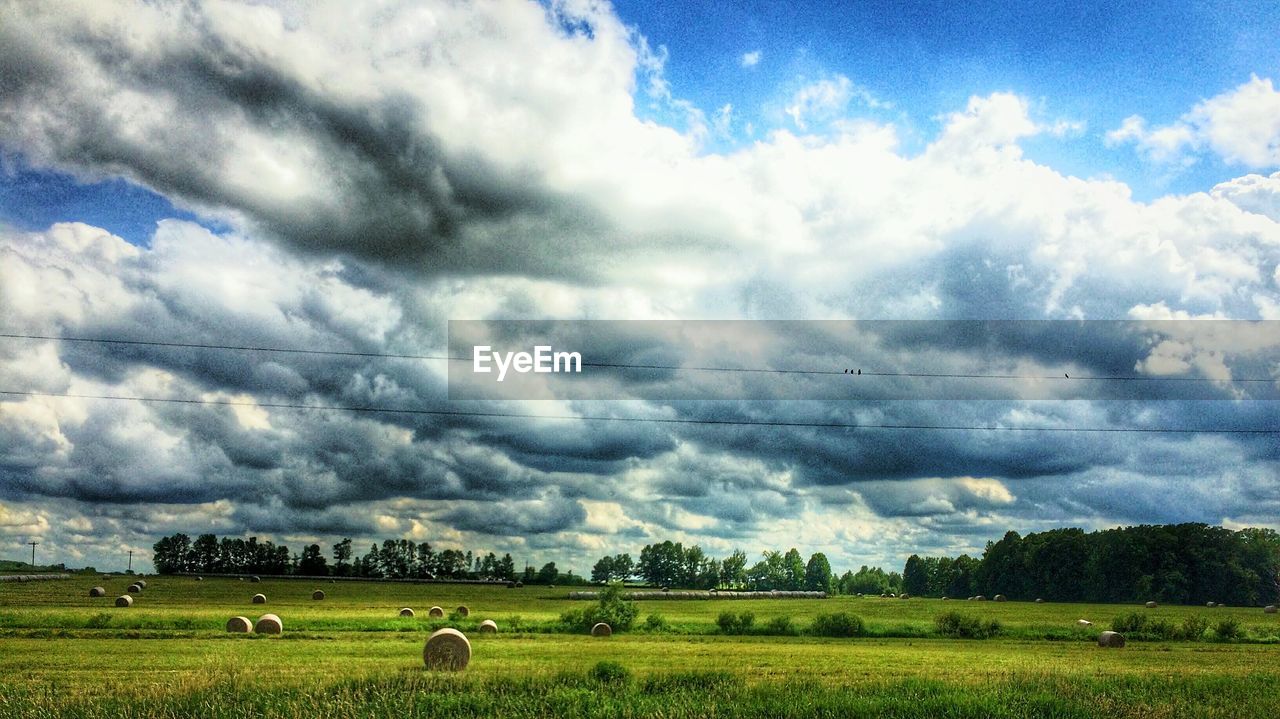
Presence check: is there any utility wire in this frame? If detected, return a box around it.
[2,333,1274,382]
[2,390,1275,434]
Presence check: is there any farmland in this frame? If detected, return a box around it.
[2,576,1279,717]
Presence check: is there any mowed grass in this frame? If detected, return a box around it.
[2,576,1279,718]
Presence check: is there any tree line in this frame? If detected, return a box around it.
[591,541,906,595]
[150,534,588,585]
[901,524,1280,605]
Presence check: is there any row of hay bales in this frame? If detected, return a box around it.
[0,574,72,582]
[567,590,827,600]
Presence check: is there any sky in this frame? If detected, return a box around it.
[0,0,1278,575]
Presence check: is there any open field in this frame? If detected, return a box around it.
[2,576,1279,717]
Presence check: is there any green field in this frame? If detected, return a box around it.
[2,576,1279,717]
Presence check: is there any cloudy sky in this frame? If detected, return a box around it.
[1,0,1278,575]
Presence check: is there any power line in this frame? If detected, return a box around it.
[1,332,1275,382]
[2,389,1275,434]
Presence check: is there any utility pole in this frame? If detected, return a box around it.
[127,550,133,573]
[28,541,38,568]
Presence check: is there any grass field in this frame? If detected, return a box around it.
[2,576,1279,717]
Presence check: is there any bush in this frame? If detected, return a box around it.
[810,612,866,638]
[763,615,797,636]
[1213,618,1244,642]
[1110,612,1148,635]
[717,611,755,635]
[935,611,1002,639]
[588,660,632,685]
[1180,615,1209,641]
[643,613,668,632]
[559,582,638,632]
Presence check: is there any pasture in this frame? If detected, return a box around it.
[2,576,1279,717]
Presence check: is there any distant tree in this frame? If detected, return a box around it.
[784,548,806,590]
[299,544,328,576]
[536,561,560,584]
[498,553,516,581]
[721,550,748,589]
[591,555,614,583]
[332,538,353,577]
[902,555,928,596]
[152,533,192,574]
[804,553,833,592]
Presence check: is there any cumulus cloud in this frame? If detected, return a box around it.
[0,1,1278,573]
[1107,75,1280,168]
[741,50,761,68]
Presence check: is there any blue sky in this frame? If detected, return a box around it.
[0,1,1277,574]
[614,0,1280,196]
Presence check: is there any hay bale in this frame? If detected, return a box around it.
[515,581,523,588]
[399,607,415,618]
[115,595,133,607]
[1077,619,1092,626]
[312,590,325,601]
[941,596,949,601]
[89,586,106,598]
[1035,598,1044,603]
[254,613,282,634]
[251,576,261,583]
[136,579,147,588]
[252,593,266,604]
[225,616,252,633]
[506,581,516,589]
[1145,601,1158,608]
[900,593,911,600]
[428,606,444,618]
[1097,631,1126,648]
[1264,605,1277,614]
[591,622,612,637]
[1206,601,1216,607]
[456,605,469,617]
[548,585,555,590]
[975,595,986,601]
[127,583,142,594]
[993,594,1007,602]
[423,628,471,671]
[195,576,203,581]
[479,619,497,633]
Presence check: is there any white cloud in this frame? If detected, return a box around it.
[741,50,761,68]
[1107,75,1280,168]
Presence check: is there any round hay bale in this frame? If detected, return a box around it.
[975,595,986,601]
[127,583,142,594]
[506,581,516,589]
[993,594,1007,602]
[115,595,133,607]
[225,616,252,633]
[479,619,498,633]
[1077,619,1092,626]
[1206,601,1216,607]
[661,586,670,592]
[312,590,325,601]
[400,607,416,618]
[456,605,469,617]
[548,585,555,590]
[899,593,910,599]
[514,581,523,588]
[254,613,282,634]
[1264,605,1277,614]
[252,593,266,604]
[136,579,147,588]
[89,586,106,598]
[251,576,261,583]
[941,596,949,601]
[1145,601,1158,609]
[428,606,444,618]
[195,576,203,581]
[1035,598,1044,603]
[423,628,471,671]
[1097,631,1126,648]
[591,622,612,637]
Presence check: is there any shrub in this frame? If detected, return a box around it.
[763,615,797,636]
[560,582,638,632]
[810,612,866,638]
[1110,612,1147,635]
[1213,618,1244,642]
[717,611,755,635]
[1180,615,1209,641]
[935,611,1002,639]
[643,613,668,632]
[589,660,632,685]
